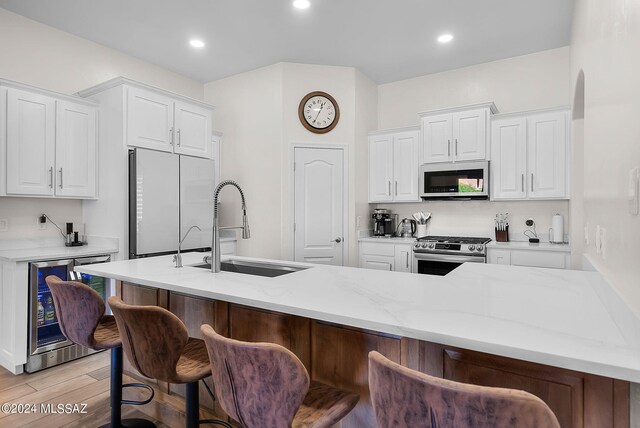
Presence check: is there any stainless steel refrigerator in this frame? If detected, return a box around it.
[128,148,215,258]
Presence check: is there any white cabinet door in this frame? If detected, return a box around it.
[55,101,97,198]
[527,112,567,199]
[510,250,570,269]
[487,249,511,265]
[174,101,213,159]
[394,244,412,273]
[6,88,55,196]
[453,109,486,161]
[393,131,419,201]
[126,87,174,152]
[491,117,527,200]
[369,134,393,202]
[360,255,394,271]
[421,113,452,164]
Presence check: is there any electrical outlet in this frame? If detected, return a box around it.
[38,216,47,230]
[0,218,8,232]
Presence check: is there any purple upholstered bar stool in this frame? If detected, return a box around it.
[200,323,360,428]
[368,351,561,428]
[108,296,230,428]
[45,275,155,428]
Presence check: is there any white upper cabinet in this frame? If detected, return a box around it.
[6,88,56,196]
[491,117,527,199]
[420,103,495,164]
[2,83,98,198]
[369,134,393,202]
[55,101,97,198]
[126,86,213,159]
[421,113,452,163]
[527,111,567,199]
[369,127,419,203]
[174,101,213,158]
[491,108,569,200]
[126,87,174,151]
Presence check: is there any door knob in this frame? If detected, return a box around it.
[331,237,342,243]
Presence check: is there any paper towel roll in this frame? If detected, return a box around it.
[550,214,564,243]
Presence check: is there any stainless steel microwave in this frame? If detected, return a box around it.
[419,161,489,199]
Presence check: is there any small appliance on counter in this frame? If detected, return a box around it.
[64,222,86,247]
[398,218,417,238]
[549,214,565,244]
[372,209,397,237]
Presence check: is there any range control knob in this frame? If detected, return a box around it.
[414,242,420,249]
[468,244,475,251]
[476,244,484,251]
[429,243,435,249]
[422,243,429,248]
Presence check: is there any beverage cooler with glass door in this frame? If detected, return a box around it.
[26,255,111,373]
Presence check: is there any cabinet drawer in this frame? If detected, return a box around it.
[510,250,568,269]
[359,242,395,257]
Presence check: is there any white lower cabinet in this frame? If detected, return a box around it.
[488,247,570,269]
[359,241,413,273]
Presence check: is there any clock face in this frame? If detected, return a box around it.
[298,91,340,134]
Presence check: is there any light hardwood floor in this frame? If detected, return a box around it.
[0,352,222,428]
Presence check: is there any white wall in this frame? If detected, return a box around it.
[204,63,375,265]
[0,7,203,242]
[570,0,640,314]
[375,48,572,242]
[204,64,284,259]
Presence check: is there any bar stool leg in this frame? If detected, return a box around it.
[112,346,123,424]
[185,381,199,428]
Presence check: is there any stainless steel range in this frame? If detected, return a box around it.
[413,236,492,276]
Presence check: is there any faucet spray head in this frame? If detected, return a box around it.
[242,209,250,239]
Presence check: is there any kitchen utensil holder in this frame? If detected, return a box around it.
[495,226,509,242]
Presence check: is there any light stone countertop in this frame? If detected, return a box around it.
[75,253,640,382]
[358,236,417,244]
[487,241,571,253]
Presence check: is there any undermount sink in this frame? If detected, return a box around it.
[193,259,309,278]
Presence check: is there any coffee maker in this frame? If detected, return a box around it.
[372,209,396,237]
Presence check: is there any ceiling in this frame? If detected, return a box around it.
[0,0,574,84]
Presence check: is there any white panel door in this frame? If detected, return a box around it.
[294,147,345,265]
[6,88,55,196]
[126,87,174,152]
[179,155,215,251]
[368,134,393,202]
[491,117,527,200]
[527,112,567,199]
[453,109,486,161]
[55,101,97,198]
[174,101,213,159]
[421,113,452,163]
[392,131,419,201]
[133,149,180,256]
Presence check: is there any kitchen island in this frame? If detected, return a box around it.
[77,253,639,428]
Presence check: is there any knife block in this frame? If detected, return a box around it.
[495,226,509,242]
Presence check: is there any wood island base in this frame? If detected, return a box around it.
[117,281,630,428]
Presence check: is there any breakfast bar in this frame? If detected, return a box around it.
[76,253,639,428]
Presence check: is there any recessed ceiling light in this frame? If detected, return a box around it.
[189,39,205,48]
[437,34,454,43]
[293,0,310,9]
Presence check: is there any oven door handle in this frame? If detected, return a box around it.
[413,253,485,263]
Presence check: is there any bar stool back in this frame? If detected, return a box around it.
[108,296,230,428]
[200,323,360,428]
[45,275,155,428]
[368,351,561,428]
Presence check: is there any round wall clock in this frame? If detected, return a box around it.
[298,91,340,134]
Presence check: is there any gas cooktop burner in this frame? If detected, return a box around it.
[417,236,492,245]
